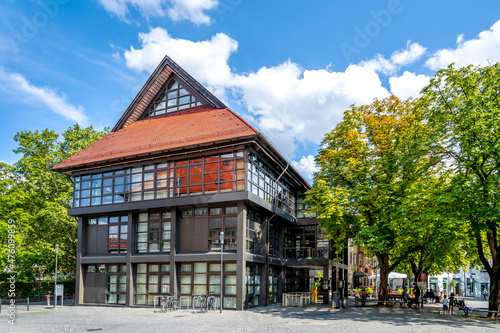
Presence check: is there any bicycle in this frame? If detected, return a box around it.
[207,295,217,312]
[199,293,217,312]
[160,294,178,312]
[199,295,208,313]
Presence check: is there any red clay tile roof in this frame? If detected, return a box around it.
[53,106,259,171]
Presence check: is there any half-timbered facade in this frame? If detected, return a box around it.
[53,55,348,310]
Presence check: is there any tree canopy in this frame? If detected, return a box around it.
[421,63,500,314]
[0,124,108,289]
[306,95,450,300]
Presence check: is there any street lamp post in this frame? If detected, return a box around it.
[33,264,46,301]
[54,244,59,309]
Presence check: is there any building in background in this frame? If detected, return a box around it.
[430,265,490,297]
[53,55,348,310]
[347,241,376,290]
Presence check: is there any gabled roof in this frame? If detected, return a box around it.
[53,106,259,171]
[112,54,227,132]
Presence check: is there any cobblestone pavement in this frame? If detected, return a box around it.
[0,298,498,333]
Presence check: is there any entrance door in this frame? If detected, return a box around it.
[83,264,107,304]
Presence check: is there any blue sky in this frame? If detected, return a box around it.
[1,0,500,182]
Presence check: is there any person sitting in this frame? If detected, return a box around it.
[423,289,430,302]
[429,289,436,304]
[402,287,411,307]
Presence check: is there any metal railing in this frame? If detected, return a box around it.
[284,247,329,259]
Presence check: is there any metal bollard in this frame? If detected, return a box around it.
[47,295,50,307]
[27,297,30,311]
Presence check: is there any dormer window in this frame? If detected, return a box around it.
[145,78,203,117]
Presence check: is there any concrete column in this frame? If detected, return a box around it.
[75,216,84,305]
[323,265,330,304]
[126,212,133,306]
[170,207,178,295]
[236,202,247,310]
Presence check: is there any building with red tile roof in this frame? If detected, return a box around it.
[53,54,347,310]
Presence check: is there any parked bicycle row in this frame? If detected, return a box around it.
[154,293,218,313]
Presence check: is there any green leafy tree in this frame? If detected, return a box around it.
[0,124,108,295]
[393,175,469,282]
[421,63,500,315]
[306,96,442,301]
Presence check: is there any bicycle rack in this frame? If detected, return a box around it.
[192,296,203,312]
[178,296,190,311]
[154,295,165,313]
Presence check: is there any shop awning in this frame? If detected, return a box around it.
[453,278,463,283]
[429,278,438,283]
[353,272,367,277]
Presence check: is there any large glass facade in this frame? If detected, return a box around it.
[208,206,238,251]
[87,215,128,254]
[135,211,171,253]
[107,264,127,304]
[178,262,237,309]
[134,263,170,305]
[247,152,296,216]
[72,151,245,208]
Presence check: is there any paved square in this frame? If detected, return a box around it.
[1,301,498,333]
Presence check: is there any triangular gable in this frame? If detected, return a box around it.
[141,75,205,118]
[113,55,227,132]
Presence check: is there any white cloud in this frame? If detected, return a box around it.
[391,41,426,66]
[168,0,218,25]
[389,71,430,100]
[292,155,319,181]
[0,68,88,124]
[426,20,500,70]
[236,62,390,146]
[97,0,218,25]
[359,42,426,75]
[124,27,237,98]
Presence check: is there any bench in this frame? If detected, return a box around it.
[459,306,500,320]
[356,299,405,307]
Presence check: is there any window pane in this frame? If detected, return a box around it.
[210,208,222,215]
[209,264,221,272]
[194,262,207,273]
[180,275,191,284]
[225,207,237,214]
[225,264,237,272]
[194,274,207,284]
[209,275,221,284]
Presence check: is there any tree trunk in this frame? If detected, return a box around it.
[377,253,390,302]
[476,229,500,317]
[487,262,500,317]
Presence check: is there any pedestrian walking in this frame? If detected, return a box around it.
[482,288,488,301]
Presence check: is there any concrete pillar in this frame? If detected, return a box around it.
[236,202,247,310]
[323,265,330,304]
[126,212,134,306]
[170,207,178,295]
[75,216,84,305]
